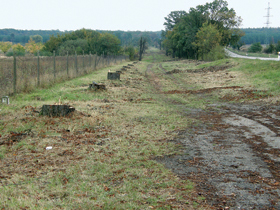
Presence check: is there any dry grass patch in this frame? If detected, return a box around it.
[0,57,206,209]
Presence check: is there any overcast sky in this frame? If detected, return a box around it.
[1,0,279,31]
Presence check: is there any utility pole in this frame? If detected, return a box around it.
[264,2,272,46]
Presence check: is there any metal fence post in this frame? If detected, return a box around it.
[37,51,40,86]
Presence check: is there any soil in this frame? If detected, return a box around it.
[152,60,280,209]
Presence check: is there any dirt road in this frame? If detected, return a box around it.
[226,49,279,61]
[149,59,280,209]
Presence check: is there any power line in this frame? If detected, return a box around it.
[264,2,272,45]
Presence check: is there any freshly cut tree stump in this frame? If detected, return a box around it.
[107,72,120,80]
[40,105,75,117]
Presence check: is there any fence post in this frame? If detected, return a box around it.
[53,50,56,80]
[103,51,104,67]
[75,51,78,75]
[89,51,91,67]
[37,51,40,86]
[83,50,85,69]
[94,54,97,70]
[13,53,17,94]
[67,51,69,78]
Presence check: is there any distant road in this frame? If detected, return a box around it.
[225,49,279,61]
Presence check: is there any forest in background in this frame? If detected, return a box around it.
[240,27,280,44]
[0,28,161,47]
[0,27,279,49]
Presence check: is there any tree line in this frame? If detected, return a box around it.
[161,0,244,60]
[0,28,160,48]
[0,28,162,61]
[240,28,280,45]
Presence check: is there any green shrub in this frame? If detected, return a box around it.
[264,43,275,54]
[248,42,262,53]
[203,46,226,61]
[6,50,25,56]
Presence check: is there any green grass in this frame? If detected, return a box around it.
[227,48,278,58]
[0,49,202,209]
[229,58,280,94]
[2,47,280,209]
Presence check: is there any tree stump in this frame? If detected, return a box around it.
[89,81,106,90]
[107,72,120,80]
[40,105,75,117]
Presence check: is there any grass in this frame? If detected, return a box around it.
[1,48,280,209]
[229,58,280,94]
[227,48,278,58]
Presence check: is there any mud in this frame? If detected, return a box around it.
[157,103,280,209]
[148,57,280,209]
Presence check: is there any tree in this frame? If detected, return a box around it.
[164,11,187,31]
[30,35,43,43]
[97,33,121,56]
[264,42,275,54]
[57,39,89,55]
[139,37,147,61]
[6,43,26,56]
[25,38,44,54]
[0,41,12,54]
[125,45,137,61]
[275,41,280,54]
[162,0,243,60]
[193,23,222,59]
[248,42,262,53]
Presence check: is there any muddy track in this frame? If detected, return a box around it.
[147,61,280,209]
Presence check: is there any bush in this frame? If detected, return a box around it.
[275,41,280,54]
[248,42,262,53]
[203,46,226,61]
[125,46,137,61]
[263,43,275,54]
[37,51,53,56]
[6,43,26,56]
[6,50,25,57]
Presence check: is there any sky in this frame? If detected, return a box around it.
[1,0,279,31]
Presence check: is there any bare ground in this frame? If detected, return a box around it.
[151,60,280,209]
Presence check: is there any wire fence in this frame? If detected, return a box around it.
[0,52,127,97]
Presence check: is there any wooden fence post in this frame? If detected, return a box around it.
[89,51,91,67]
[75,51,78,75]
[13,53,17,94]
[102,51,105,67]
[53,50,56,80]
[37,51,40,86]
[94,54,97,70]
[66,51,69,78]
[83,50,85,69]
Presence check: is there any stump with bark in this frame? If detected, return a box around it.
[89,81,106,90]
[107,72,120,80]
[40,105,75,117]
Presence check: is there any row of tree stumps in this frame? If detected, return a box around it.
[40,62,137,117]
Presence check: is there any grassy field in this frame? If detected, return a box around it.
[227,47,278,58]
[1,48,280,209]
